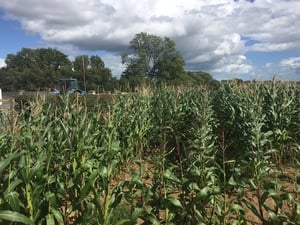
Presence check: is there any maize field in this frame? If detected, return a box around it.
[0,79,299,225]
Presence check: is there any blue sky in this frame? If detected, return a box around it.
[0,0,300,81]
[0,14,40,56]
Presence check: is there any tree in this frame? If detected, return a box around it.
[185,71,220,88]
[2,48,72,90]
[72,55,114,91]
[121,32,185,85]
[5,48,72,73]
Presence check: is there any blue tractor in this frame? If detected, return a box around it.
[53,78,87,95]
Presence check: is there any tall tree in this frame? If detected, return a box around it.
[3,48,72,90]
[121,32,185,83]
[72,55,114,91]
[5,48,71,73]
[184,71,220,88]
[72,55,89,83]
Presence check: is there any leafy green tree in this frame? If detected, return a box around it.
[5,48,72,74]
[89,56,114,91]
[36,48,73,79]
[5,48,35,71]
[0,68,22,91]
[119,73,149,92]
[121,32,185,85]
[72,55,115,91]
[2,48,72,90]
[184,71,220,88]
[73,55,89,77]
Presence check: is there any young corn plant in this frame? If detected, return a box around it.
[51,96,125,225]
[285,143,300,224]
[237,84,294,224]
[262,79,299,165]
[0,94,126,225]
[0,94,57,225]
[0,132,33,224]
[116,93,152,160]
[150,130,183,225]
[1,83,299,224]
[149,88,199,181]
[179,90,218,224]
[295,145,300,222]
[213,82,253,171]
[241,115,274,224]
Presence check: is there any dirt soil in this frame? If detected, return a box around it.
[113,161,300,225]
[242,166,300,225]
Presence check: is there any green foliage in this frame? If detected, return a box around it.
[72,55,116,91]
[0,49,118,92]
[2,48,72,91]
[0,81,299,224]
[14,93,115,114]
[184,71,220,88]
[0,42,216,92]
[121,32,185,87]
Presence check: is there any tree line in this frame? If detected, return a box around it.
[0,32,218,92]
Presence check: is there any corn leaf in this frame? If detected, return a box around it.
[0,210,34,225]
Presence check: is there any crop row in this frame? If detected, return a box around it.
[0,79,299,224]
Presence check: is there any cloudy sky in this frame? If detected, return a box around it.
[0,0,299,81]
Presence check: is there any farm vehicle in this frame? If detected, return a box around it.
[53,78,87,95]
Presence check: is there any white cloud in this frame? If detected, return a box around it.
[279,57,300,80]
[214,33,244,56]
[265,63,273,68]
[212,55,253,74]
[101,54,125,78]
[0,58,6,68]
[280,57,300,70]
[0,0,300,79]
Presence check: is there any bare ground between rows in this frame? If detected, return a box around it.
[63,160,299,225]
[112,160,300,225]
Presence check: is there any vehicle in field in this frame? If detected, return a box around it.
[53,78,87,95]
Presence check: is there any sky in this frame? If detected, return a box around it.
[0,0,300,81]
